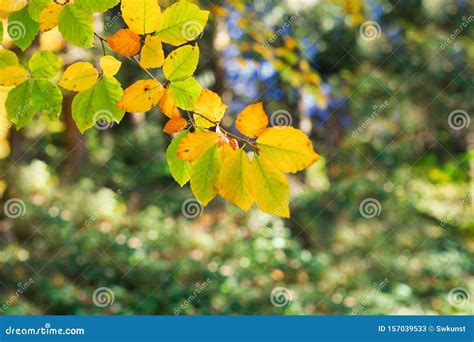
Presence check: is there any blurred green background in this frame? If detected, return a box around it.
[0,0,473,315]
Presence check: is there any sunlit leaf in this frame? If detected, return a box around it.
[156,1,209,46]
[107,28,141,57]
[177,130,218,162]
[0,0,27,12]
[30,79,62,119]
[121,0,162,35]
[75,0,119,14]
[166,130,191,187]
[72,75,124,133]
[117,79,164,112]
[257,127,320,173]
[163,45,199,82]
[219,148,253,211]
[248,154,290,218]
[169,76,201,110]
[159,89,179,118]
[0,50,19,67]
[0,66,29,86]
[236,102,268,138]
[190,144,221,206]
[5,80,34,129]
[163,116,187,134]
[193,88,227,128]
[28,0,51,21]
[59,62,98,92]
[100,55,122,76]
[58,4,94,48]
[39,2,62,32]
[140,35,164,69]
[29,50,61,79]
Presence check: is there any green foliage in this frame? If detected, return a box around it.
[8,6,39,50]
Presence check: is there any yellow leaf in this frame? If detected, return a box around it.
[177,130,218,162]
[121,0,161,35]
[257,127,320,173]
[107,29,141,57]
[190,144,221,206]
[0,66,29,86]
[163,116,187,134]
[248,155,290,218]
[0,0,27,12]
[236,102,268,138]
[219,148,253,211]
[193,89,227,128]
[159,89,179,118]
[117,79,164,112]
[100,55,122,76]
[59,62,98,92]
[39,3,63,32]
[140,35,164,69]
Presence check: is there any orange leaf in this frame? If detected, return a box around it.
[107,29,141,57]
[177,131,218,162]
[236,102,268,138]
[163,117,187,134]
[159,89,180,118]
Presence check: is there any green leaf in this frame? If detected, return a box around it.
[8,6,40,50]
[31,80,62,120]
[5,79,63,128]
[190,144,221,206]
[0,21,3,40]
[169,77,201,110]
[156,1,209,46]
[0,49,19,67]
[167,130,192,187]
[29,51,61,79]
[5,80,35,129]
[28,0,51,21]
[71,75,124,133]
[58,4,94,48]
[163,45,199,82]
[75,0,120,14]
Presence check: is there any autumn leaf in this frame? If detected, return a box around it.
[190,144,221,206]
[59,62,98,92]
[257,126,320,173]
[177,130,218,162]
[219,148,253,211]
[107,29,141,57]
[167,130,191,187]
[100,55,122,76]
[117,79,164,112]
[39,3,63,32]
[169,77,201,110]
[236,102,268,138]
[140,35,164,69]
[121,0,162,35]
[193,88,227,128]
[0,66,29,86]
[248,154,290,218]
[158,89,179,118]
[0,0,27,12]
[163,116,187,134]
[163,45,199,82]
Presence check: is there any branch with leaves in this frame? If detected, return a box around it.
[0,0,320,217]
